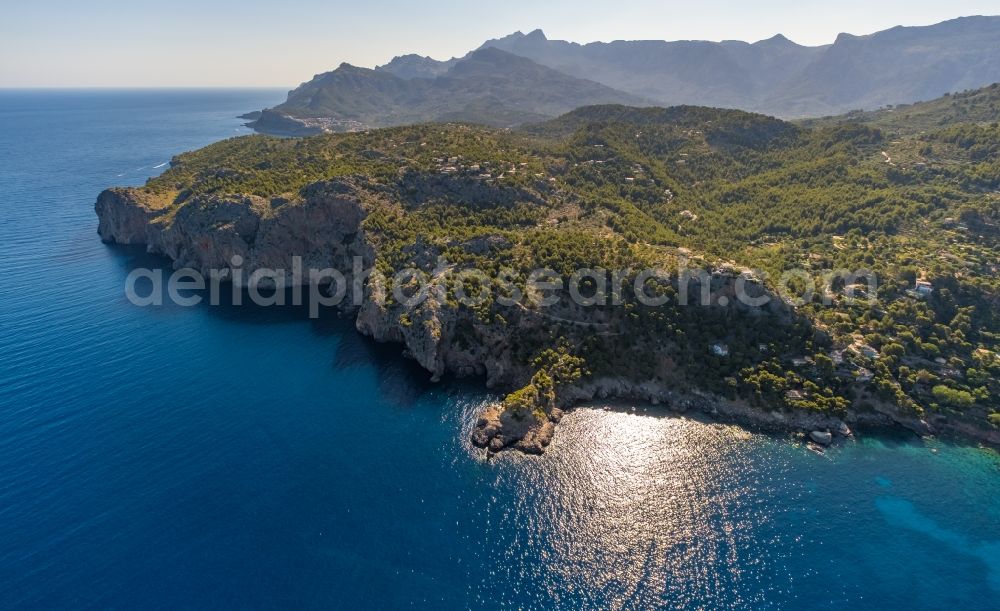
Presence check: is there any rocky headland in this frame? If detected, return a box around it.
[95,181,1000,454]
[92,104,1000,455]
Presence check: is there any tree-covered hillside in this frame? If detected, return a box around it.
[801,83,1000,136]
[135,95,1000,435]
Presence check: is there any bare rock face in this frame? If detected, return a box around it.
[126,190,492,395]
[810,430,834,445]
[471,407,503,449]
[95,188,166,245]
[156,194,265,275]
[356,285,452,381]
[355,275,531,386]
[682,266,793,319]
[95,180,374,288]
[252,182,375,286]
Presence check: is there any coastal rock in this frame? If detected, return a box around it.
[471,373,891,456]
[95,188,165,245]
[96,180,374,288]
[156,194,264,274]
[472,393,565,455]
[93,175,520,390]
[810,430,833,445]
[515,420,555,455]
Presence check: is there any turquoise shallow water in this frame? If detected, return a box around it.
[0,89,998,610]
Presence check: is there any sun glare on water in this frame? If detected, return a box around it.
[481,405,784,608]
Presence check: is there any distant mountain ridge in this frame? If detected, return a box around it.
[478,28,828,113]
[247,15,1000,134]
[480,16,1000,116]
[247,47,643,135]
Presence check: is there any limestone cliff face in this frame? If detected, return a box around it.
[354,274,530,386]
[96,182,530,390]
[95,180,374,288]
[355,277,449,379]
[95,188,164,245]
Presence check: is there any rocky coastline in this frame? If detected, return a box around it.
[95,186,1000,455]
[471,374,1000,456]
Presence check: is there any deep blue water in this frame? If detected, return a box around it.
[0,89,998,610]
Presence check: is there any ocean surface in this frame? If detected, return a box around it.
[0,89,998,610]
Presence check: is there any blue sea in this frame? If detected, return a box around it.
[0,89,998,610]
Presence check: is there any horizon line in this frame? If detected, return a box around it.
[0,86,293,91]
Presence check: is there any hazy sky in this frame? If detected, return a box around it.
[1,0,997,87]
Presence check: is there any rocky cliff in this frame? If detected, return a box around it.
[96,181,374,288]
[96,182,782,452]
[96,182,536,390]
[96,182,1000,454]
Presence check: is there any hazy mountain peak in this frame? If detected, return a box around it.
[832,32,862,44]
[464,46,520,61]
[754,33,799,47]
[488,30,527,43]
[442,47,533,77]
[379,53,429,65]
[481,29,550,50]
[336,62,367,72]
[375,54,455,79]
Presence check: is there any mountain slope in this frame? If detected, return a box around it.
[480,17,1000,116]
[801,82,1000,135]
[481,28,828,111]
[375,54,458,79]
[771,17,1000,116]
[248,48,645,135]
